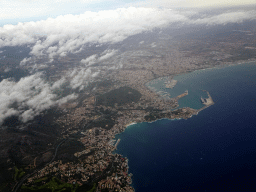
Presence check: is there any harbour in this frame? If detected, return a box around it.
[115,62,256,192]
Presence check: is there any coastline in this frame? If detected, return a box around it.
[115,59,252,191]
[121,103,213,130]
[20,59,255,192]
[114,60,256,191]
[126,122,137,128]
[142,60,255,114]
[26,59,254,192]
[115,108,207,191]
[144,59,256,90]
[172,59,256,81]
[115,93,214,191]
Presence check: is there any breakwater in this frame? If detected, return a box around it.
[114,139,121,149]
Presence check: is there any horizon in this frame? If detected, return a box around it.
[1,0,256,26]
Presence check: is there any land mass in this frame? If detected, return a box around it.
[14,86,213,192]
[1,22,256,192]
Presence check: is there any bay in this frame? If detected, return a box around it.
[115,62,256,191]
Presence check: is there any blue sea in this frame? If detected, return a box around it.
[115,62,256,191]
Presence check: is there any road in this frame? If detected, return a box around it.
[12,95,128,191]
[12,138,67,192]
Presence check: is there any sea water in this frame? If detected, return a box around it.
[115,62,256,191]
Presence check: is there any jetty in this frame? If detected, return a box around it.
[175,90,188,100]
[114,139,121,149]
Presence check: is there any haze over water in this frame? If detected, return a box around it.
[115,62,256,191]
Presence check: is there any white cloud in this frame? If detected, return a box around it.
[80,49,117,67]
[1,7,188,62]
[69,67,99,90]
[98,49,117,61]
[151,42,157,48]
[1,0,255,23]
[0,73,76,124]
[81,54,97,65]
[127,0,256,8]
[20,109,35,122]
[193,11,256,25]
[20,57,32,66]
[4,68,11,73]
[51,78,66,90]
[57,94,78,105]
[0,7,254,65]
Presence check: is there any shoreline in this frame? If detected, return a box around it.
[125,122,137,128]
[113,59,256,192]
[115,106,210,191]
[116,98,214,191]
[115,59,249,191]
[144,59,256,89]
[120,104,213,133]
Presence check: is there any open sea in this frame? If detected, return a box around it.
[115,62,256,191]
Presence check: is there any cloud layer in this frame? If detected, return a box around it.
[128,0,256,9]
[1,7,256,63]
[0,7,188,60]
[1,0,255,22]
[193,10,256,25]
[0,73,77,124]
